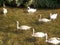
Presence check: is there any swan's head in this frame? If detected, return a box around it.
[50,13,52,16]
[3,8,5,10]
[33,28,35,32]
[28,7,30,9]
[38,14,42,21]
[17,21,19,24]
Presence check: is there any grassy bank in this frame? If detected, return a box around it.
[0,7,60,45]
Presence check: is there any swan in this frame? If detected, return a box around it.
[38,15,51,22]
[3,7,7,16]
[17,21,31,30]
[3,8,7,16]
[32,28,47,37]
[50,13,58,20]
[45,36,60,45]
[28,7,36,14]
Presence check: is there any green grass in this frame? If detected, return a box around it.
[0,7,60,45]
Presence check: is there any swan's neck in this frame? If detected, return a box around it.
[50,13,52,16]
[40,15,41,19]
[50,13,52,20]
[17,21,20,29]
[45,33,48,42]
[32,28,35,36]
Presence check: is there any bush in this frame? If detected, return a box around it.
[33,0,60,8]
[0,0,3,6]
[0,0,60,8]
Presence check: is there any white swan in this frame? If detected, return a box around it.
[3,7,7,16]
[50,13,58,20]
[46,36,60,45]
[38,15,51,22]
[32,28,47,37]
[28,7,36,14]
[17,21,31,30]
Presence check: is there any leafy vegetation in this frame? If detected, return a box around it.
[0,7,60,45]
[0,0,60,8]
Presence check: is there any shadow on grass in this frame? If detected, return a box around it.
[25,37,36,42]
[0,12,3,18]
[34,21,44,25]
[0,27,25,34]
[0,12,3,15]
